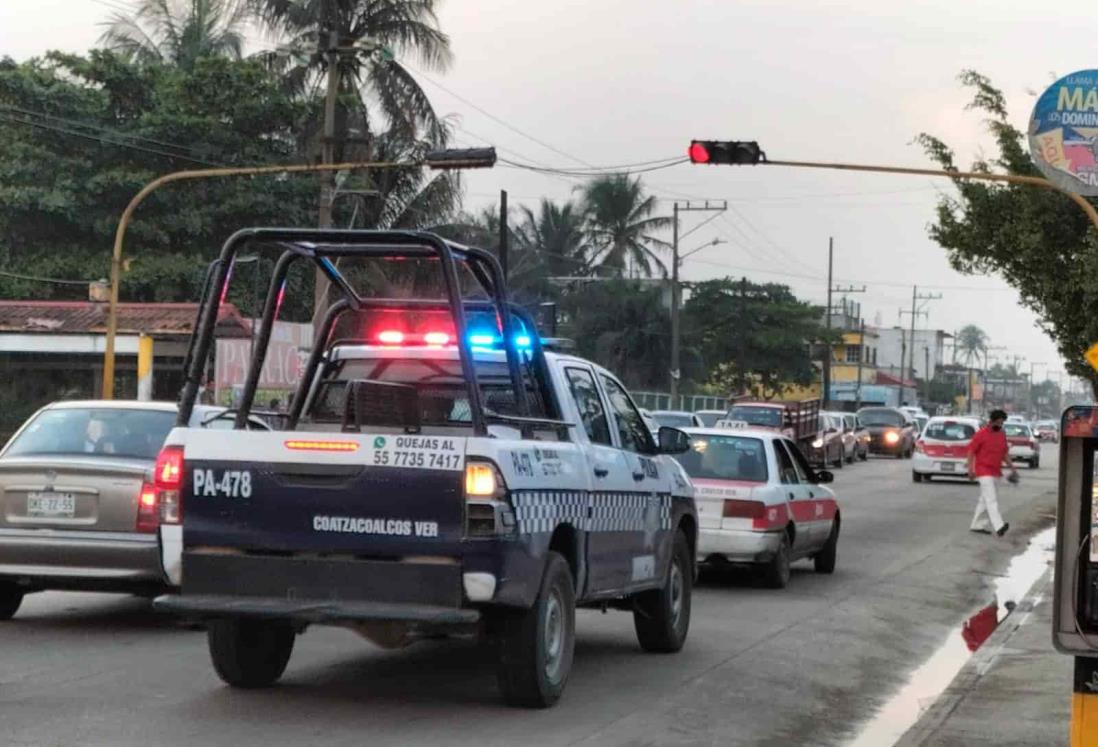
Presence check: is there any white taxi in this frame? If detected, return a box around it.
[912,416,981,482]
[675,427,840,589]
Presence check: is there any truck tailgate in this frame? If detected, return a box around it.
[181,431,467,556]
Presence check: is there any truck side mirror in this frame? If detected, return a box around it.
[657,426,691,455]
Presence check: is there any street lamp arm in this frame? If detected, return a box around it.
[100,159,414,399]
[762,158,1098,233]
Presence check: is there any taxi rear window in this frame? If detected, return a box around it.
[923,421,976,441]
[309,358,547,424]
[673,435,768,482]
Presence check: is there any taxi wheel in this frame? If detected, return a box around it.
[498,551,575,708]
[0,583,23,620]
[633,529,692,653]
[761,532,791,589]
[815,520,839,574]
[207,617,295,688]
[912,472,923,483]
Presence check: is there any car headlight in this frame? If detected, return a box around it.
[884,431,900,444]
[812,438,823,448]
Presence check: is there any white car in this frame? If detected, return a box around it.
[650,410,703,429]
[675,427,840,589]
[912,416,981,482]
[1003,422,1040,468]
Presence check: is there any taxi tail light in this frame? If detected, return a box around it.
[722,499,766,519]
[914,440,925,454]
[154,446,185,525]
[136,481,159,533]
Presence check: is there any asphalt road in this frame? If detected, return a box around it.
[0,448,1060,747]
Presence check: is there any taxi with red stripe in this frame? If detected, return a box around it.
[675,426,840,589]
[911,416,981,482]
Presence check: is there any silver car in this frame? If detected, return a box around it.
[0,400,267,619]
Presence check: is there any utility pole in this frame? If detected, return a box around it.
[923,346,930,405]
[855,318,866,409]
[899,286,942,404]
[499,190,509,280]
[1029,361,1046,418]
[670,199,727,404]
[314,28,341,319]
[827,282,866,408]
[823,238,833,408]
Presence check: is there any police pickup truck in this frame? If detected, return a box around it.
[153,229,698,708]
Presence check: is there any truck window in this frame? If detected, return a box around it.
[308,357,546,425]
[565,367,611,446]
[599,375,654,453]
[728,405,783,428]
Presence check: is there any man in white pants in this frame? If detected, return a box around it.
[966,409,1017,537]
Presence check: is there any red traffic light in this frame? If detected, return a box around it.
[687,140,763,165]
[688,141,711,164]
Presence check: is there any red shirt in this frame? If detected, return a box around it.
[968,426,1009,477]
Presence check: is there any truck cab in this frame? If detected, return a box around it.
[152,228,697,708]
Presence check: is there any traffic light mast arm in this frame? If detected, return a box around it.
[760,157,1098,234]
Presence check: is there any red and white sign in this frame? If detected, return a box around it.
[214,321,312,400]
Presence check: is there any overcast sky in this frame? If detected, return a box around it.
[2,0,1093,385]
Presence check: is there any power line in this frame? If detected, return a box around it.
[499,157,688,178]
[0,111,225,167]
[403,63,597,169]
[0,269,93,286]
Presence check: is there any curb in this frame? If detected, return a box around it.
[895,566,1053,747]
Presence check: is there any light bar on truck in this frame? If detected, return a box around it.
[284,439,360,452]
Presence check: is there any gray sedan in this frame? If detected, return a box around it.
[0,400,266,619]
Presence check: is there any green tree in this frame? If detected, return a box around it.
[918,70,1098,392]
[684,278,829,398]
[0,52,316,315]
[99,0,252,68]
[579,174,671,278]
[955,324,988,366]
[514,199,588,277]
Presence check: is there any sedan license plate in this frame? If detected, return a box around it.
[27,492,75,518]
[940,462,956,472]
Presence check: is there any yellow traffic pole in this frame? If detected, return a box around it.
[760,158,1098,233]
[100,159,409,399]
[136,334,153,401]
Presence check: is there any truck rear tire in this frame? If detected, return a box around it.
[497,551,575,708]
[633,529,692,653]
[207,618,295,689]
[0,583,23,620]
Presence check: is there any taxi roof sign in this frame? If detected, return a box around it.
[1086,341,1098,374]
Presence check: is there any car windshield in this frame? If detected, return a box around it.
[653,412,695,428]
[4,407,176,460]
[673,434,768,482]
[859,409,905,427]
[728,405,782,427]
[924,421,976,441]
[1004,424,1031,438]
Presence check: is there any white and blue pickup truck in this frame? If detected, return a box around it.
[152,228,698,708]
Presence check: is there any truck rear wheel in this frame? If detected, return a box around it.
[207,617,295,688]
[497,551,575,708]
[633,529,692,653]
[0,583,23,620]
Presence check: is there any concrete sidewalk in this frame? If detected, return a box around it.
[897,569,1072,747]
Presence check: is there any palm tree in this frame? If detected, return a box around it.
[100,0,252,68]
[251,0,453,145]
[514,199,588,277]
[956,324,988,366]
[579,174,671,278]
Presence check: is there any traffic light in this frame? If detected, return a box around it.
[688,140,763,165]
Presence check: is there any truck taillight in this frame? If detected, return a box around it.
[155,446,185,524]
[464,460,514,536]
[136,481,158,533]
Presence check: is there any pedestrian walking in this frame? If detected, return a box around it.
[966,409,1016,536]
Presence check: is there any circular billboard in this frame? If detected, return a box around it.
[1029,70,1098,196]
